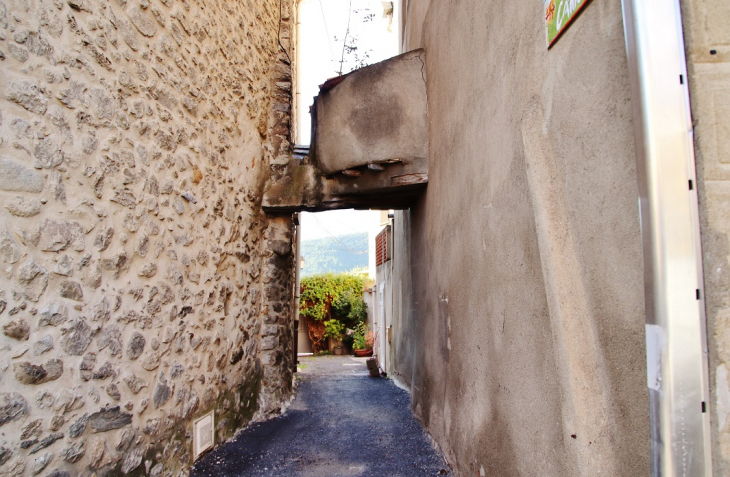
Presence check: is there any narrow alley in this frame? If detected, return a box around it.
[191,356,451,476]
[0,0,727,474]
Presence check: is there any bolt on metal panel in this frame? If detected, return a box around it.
[621,0,712,474]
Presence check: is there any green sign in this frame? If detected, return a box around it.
[544,0,591,47]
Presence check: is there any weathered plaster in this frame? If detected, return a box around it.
[263,50,429,212]
[390,1,649,475]
[313,49,427,176]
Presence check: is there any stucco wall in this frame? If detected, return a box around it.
[391,1,649,475]
[682,0,730,473]
[373,259,392,374]
[0,0,296,475]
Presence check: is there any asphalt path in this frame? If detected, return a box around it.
[191,355,451,476]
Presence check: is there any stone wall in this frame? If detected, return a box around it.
[0,0,296,475]
[682,0,730,473]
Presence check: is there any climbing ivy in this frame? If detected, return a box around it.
[300,273,368,353]
[299,273,366,322]
[323,319,346,339]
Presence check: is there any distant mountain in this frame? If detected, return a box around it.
[300,232,369,276]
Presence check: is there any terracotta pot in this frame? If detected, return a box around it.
[354,349,373,357]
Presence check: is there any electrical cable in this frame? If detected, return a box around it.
[310,214,368,254]
[337,0,353,75]
[333,213,364,235]
[278,0,291,64]
[317,0,335,61]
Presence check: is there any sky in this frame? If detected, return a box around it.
[296,0,398,269]
[296,0,398,145]
[300,209,379,241]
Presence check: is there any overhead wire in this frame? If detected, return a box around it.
[337,0,354,75]
[317,0,335,61]
[309,214,369,254]
[332,212,363,235]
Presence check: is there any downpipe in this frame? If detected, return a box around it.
[292,0,303,371]
[621,0,712,475]
[293,212,301,373]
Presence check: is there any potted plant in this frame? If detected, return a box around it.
[352,322,374,357]
[323,319,345,355]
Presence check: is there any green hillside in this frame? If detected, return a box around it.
[301,232,369,276]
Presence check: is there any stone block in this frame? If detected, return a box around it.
[5,197,42,217]
[89,406,132,432]
[68,413,89,438]
[13,359,63,384]
[152,374,171,408]
[60,319,92,356]
[59,280,83,301]
[33,336,53,355]
[97,325,122,356]
[34,220,85,252]
[3,318,30,340]
[39,302,67,327]
[6,81,48,115]
[31,453,53,474]
[0,393,29,426]
[127,332,146,360]
[17,261,48,302]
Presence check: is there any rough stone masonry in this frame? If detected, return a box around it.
[0,0,297,475]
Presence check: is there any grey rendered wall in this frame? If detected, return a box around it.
[391,208,414,389]
[390,1,649,475]
[374,259,392,373]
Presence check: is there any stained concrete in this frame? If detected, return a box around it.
[191,356,450,476]
[263,51,430,212]
[313,50,428,176]
[390,1,649,475]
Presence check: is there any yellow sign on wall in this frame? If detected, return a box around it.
[544,0,591,47]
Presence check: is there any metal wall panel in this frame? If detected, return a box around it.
[621,0,712,475]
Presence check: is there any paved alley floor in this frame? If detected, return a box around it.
[191,355,451,476]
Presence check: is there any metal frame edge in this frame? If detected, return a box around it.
[621,0,712,475]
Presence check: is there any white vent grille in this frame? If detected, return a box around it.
[193,412,214,460]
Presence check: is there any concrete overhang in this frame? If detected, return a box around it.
[263,49,428,212]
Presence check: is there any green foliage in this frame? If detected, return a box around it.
[300,273,367,324]
[352,324,366,350]
[352,322,366,350]
[301,232,368,276]
[323,319,345,339]
[332,290,367,323]
[352,322,374,351]
[301,273,369,354]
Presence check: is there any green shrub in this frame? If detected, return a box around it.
[300,273,368,353]
[300,273,367,325]
[332,290,367,324]
[323,319,345,339]
[352,322,374,350]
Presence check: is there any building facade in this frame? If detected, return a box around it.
[381,0,730,475]
[0,0,298,474]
